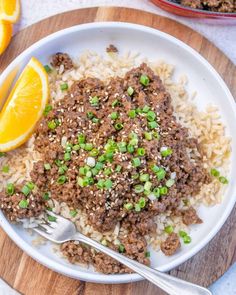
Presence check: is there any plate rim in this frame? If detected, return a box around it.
[0,21,236,284]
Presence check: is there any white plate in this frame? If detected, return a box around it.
[0,22,236,284]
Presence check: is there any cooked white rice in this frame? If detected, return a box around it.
[0,50,231,251]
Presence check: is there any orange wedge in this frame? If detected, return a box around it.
[0,20,12,55]
[0,0,20,23]
[0,57,49,152]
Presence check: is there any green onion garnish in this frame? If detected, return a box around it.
[57,175,67,184]
[86,111,94,119]
[145,251,151,258]
[132,157,141,167]
[164,225,174,234]
[115,165,122,172]
[43,104,53,116]
[6,183,14,195]
[127,86,134,96]
[151,165,160,173]
[144,132,152,141]
[114,122,123,131]
[84,143,93,151]
[104,168,112,176]
[104,179,113,189]
[140,75,150,86]
[119,244,125,253]
[140,174,149,182]
[166,179,175,188]
[89,148,99,157]
[159,186,168,195]
[161,148,173,157]
[134,184,144,193]
[73,144,80,151]
[48,120,57,130]
[135,204,141,212]
[153,187,160,198]
[148,121,158,129]
[112,99,120,107]
[19,199,29,209]
[21,185,31,197]
[2,165,9,173]
[210,168,220,177]
[70,210,78,218]
[144,181,152,193]
[128,110,136,119]
[60,83,68,91]
[127,144,135,153]
[44,163,51,170]
[179,230,187,238]
[96,179,105,189]
[90,96,99,107]
[58,164,68,175]
[142,105,150,113]
[78,133,86,144]
[146,111,156,122]
[0,152,6,157]
[117,142,127,153]
[183,235,192,244]
[95,162,103,170]
[156,168,166,180]
[44,65,52,73]
[110,112,119,120]
[48,215,57,222]
[219,176,228,184]
[138,197,146,208]
[55,159,63,167]
[64,152,71,161]
[43,192,51,200]
[124,203,133,210]
[137,148,145,156]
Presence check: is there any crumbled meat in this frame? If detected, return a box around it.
[181,207,203,225]
[180,0,236,12]
[51,52,74,71]
[106,44,118,53]
[61,242,93,264]
[160,233,181,256]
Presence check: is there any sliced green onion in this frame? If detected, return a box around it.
[2,165,9,173]
[117,142,127,153]
[132,157,141,167]
[55,159,63,167]
[84,143,93,151]
[91,168,99,176]
[128,110,136,119]
[96,179,105,189]
[135,204,141,212]
[161,148,173,157]
[0,152,6,157]
[104,179,113,189]
[127,144,135,153]
[43,192,51,200]
[73,144,80,151]
[95,162,104,170]
[48,120,57,130]
[6,183,14,195]
[48,215,57,222]
[78,133,86,144]
[114,122,123,131]
[70,210,78,218]
[86,111,94,119]
[151,165,160,173]
[110,112,119,120]
[166,179,175,188]
[160,186,168,195]
[119,244,125,253]
[153,187,160,198]
[60,83,68,91]
[58,164,68,175]
[156,168,166,181]
[138,197,146,208]
[101,239,108,246]
[127,86,134,96]
[19,199,29,209]
[219,176,228,184]
[146,110,156,122]
[145,251,151,258]
[77,177,88,187]
[137,148,145,156]
[144,181,152,193]
[140,174,149,182]
[142,105,150,113]
[179,230,187,238]
[135,107,142,114]
[44,163,51,170]
[92,117,100,124]
[152,131,160,140]
[104,168,112,176]
[210,168,220,177]
[21,185,31,196]
[57,175,67,184]
[90,96,99,107]
[144,132,152,141]
[115,165,122,172]
[43,104,53,116]
[164,225,174,234]
[148,121,158,129]
[124,203,133,210]
[89,148,99,157]
[44,65,52,73]
[140,75,150,86]
[112,99,120,108]
[131,173,139,180]
[183,235,192,244]
[134,184,144,193]
[64,152,71,161]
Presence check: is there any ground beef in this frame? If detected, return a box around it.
[0,54,211,274]
[180,0,236,12]
[181,207,203,225]
[51,52,74,71]
[160,233,181,256]
[106,44,118,53]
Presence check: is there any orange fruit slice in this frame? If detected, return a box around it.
[0,20,13,55]
[0,0,20,23]
[0,57,49,152]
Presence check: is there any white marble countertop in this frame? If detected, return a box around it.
[2,1,235,294]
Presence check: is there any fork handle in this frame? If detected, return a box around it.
[73,233,211,295]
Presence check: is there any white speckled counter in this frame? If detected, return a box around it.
[2,1,235,294]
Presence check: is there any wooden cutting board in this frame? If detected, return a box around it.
[0,7,235,295]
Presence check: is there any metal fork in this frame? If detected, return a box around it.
[34,211,212,295]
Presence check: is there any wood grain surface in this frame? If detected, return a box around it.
[0,7,235,295]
